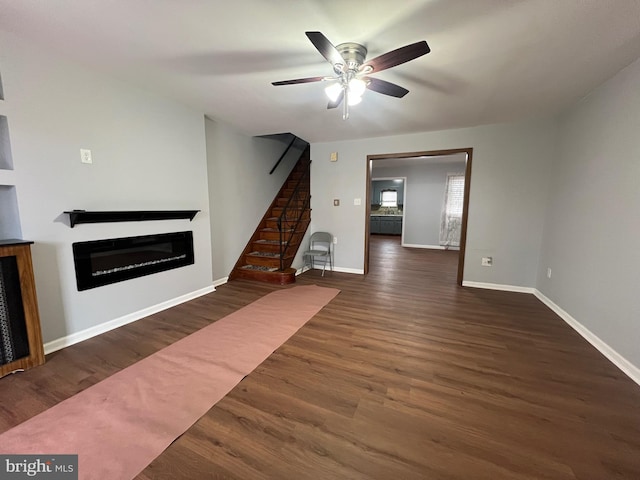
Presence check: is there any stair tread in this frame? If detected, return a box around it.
[255,239,286,245]
[248,251,281,257]
[262,227,293,232]
[240,265,278,272]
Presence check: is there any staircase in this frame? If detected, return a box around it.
[229,144,311,285]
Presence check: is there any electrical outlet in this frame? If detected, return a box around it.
[80,148,92,164]
[354,198,361,206]
[333,237,337,244]
[481,256,493,267]
[547,268,552,279]
[333,199,340,206]
[330,152,338,162]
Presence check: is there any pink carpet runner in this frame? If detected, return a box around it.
[0,285,340,479]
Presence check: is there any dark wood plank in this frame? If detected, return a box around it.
[1,235,639,479]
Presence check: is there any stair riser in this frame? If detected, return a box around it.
[271,209,311,220]
[246,256,280,268]
[230,268,296,285]
[265,219,300,229]
[252,243,285,253]
[246,254,293,267]
[276,199,308,207]
[260,231,287,241]
[282,188,309,197]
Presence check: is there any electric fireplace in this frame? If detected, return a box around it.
[72,231,194,291]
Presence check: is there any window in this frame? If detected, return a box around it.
[440,174,465,247]
[380,190,398,207]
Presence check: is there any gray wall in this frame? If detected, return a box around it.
[310,119,557,284]
[2,21,637,379]
[537,57,640,368]
[205,119,303,282]
[0,30,213,344]
[373,161,466,247]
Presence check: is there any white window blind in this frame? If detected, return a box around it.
[440,174,465,247]
[381,190,398,207]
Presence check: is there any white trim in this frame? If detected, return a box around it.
[402,243,460,251]
[296,266,311,275]
[534,289,640,386]
[301,265,364,275]
[333,266,364,275]
[43,285,216,355]
[462,281,535,294]
[213,276,228,288]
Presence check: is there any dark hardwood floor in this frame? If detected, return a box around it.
[1,235,639,479]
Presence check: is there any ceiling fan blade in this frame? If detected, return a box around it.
[366,77,409,98]
[327,90,345,109]
[272,76,325,86]
[362,41,430,73]
[305,31,344,67]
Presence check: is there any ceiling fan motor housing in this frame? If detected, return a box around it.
[335,42,368,74]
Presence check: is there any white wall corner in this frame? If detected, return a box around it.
[43,285,216,355]
[534,290,640,387]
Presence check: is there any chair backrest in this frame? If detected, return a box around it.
[309,232,332,252]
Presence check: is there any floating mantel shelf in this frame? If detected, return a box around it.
[63,210,200,228]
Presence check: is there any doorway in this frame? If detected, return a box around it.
[364,148,473,285]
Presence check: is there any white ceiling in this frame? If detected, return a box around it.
[1,0,640,143]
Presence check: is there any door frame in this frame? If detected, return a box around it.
[364,148,473,286]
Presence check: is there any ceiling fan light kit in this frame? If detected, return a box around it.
[272,31,430,120]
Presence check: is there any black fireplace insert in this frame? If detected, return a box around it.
[72,231,194,291]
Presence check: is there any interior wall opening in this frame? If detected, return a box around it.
[365,148,473,285]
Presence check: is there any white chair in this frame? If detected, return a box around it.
[303,232,333,276]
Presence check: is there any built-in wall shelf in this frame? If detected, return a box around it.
[63,210,200,228]
[0,115,13,170]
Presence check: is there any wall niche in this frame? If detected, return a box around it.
[0,116,13,171]
[0,185,22,239]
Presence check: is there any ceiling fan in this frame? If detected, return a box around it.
[272,31,430,119]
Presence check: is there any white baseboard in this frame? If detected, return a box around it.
[43,285,216,355]
[301,265,364,275]
[534,289,640,386]
[462,281,535,294]
[212,276,228,288]
[402,243,460,251]
[333,266,364,275]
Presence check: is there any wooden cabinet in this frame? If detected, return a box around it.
[0,240,45,378]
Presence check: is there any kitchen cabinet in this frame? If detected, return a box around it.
[370,216,402,235]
